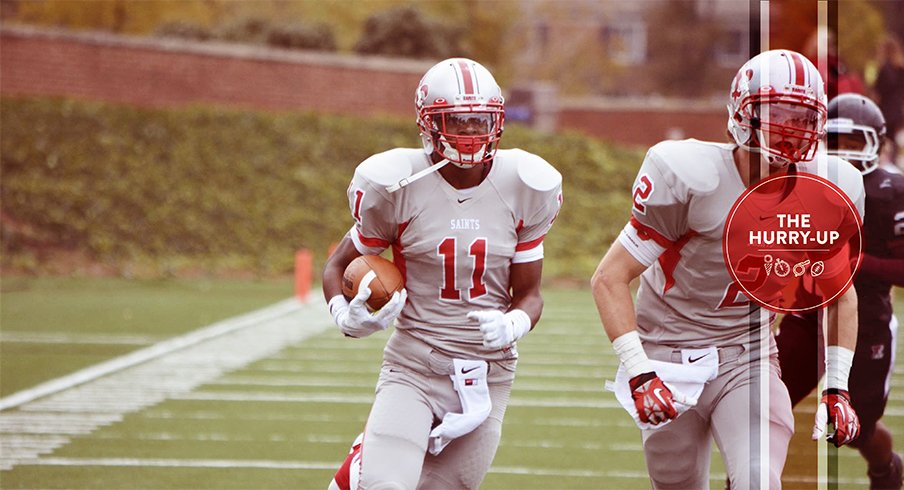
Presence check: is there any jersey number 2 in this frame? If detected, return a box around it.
[632,174,653,214]
[438,237,487,300]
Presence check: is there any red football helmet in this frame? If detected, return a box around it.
[415,58,505,167]
[727,49,827,167]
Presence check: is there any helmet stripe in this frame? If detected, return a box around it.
[790,52,806,86]
[458,60,475,94]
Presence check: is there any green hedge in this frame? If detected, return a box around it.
[0,96,643,279]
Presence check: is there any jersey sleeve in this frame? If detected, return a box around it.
[618,147,691,267]
[346,172,397,256]
[513,182,563,264]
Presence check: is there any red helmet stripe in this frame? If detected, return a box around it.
[790,52,806,86]
[458,60,475,94]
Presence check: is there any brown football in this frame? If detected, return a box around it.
[342,255,404,311]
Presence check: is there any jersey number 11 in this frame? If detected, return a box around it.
[438,237,488,301]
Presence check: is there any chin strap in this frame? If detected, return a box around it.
[386,158,450,193]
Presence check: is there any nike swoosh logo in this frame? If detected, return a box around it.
[458,198,471,204]
[688,354,708,363]
[652,388,668,406]
[461,366,480,374]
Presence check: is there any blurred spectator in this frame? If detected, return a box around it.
[874,36,904,165]
[803,29,865,98]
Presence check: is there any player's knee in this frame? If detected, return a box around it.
[644,433,705,487]
[421,420,502,490]
[360,434,423,490]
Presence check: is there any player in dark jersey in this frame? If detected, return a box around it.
[776,93,904,489]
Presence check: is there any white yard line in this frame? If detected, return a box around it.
[0,298,331,471]
[0,332,162,345]
[5,456,872,485]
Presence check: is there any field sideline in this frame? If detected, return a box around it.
[1,278,902,489]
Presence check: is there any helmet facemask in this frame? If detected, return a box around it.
[826,117,881,174]
[737,97,825,167]
[420,104,504,167]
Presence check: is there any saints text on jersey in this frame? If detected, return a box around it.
[450,219,480,230]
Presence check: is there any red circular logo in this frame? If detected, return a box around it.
[722,172,862,313]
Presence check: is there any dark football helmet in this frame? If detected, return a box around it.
[826,93,886,173]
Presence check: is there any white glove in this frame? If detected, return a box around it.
[467,309,531,349]
[329,274,407,338]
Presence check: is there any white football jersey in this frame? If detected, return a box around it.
[618,139,864,347]
[346,148,563,360]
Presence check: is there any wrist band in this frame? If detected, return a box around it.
[825,345,854,391]
[612,330,654,379]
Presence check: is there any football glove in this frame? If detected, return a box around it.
[812,388,860,447]
[329,279,407,339]
[629,371,679,425]
[467,309,531,349]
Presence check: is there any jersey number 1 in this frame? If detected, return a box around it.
[438,237,487,300]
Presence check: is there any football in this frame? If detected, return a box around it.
[342,255,404,311]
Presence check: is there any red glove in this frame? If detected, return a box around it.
[812,389,860,447]
[629,371,679,425]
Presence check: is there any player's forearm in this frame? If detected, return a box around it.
[859,254,904,286]
[508,259,545,328]
[591,242,648,342]
[509,292,543,328]
[826,285,858,351]
[322,262,345,302]
[591,272,655,377]
[591,268,639,342]
[322,236,361,302]
[823,286,857,392]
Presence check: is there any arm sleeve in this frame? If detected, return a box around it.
[347,175,397,256]
[859,255,904,286]
[513,184,563,264]
[616,148,690,267]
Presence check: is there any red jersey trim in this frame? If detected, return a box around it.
[356,229,391,249]
[658,230,698,293]
[629,216,675,249]
[516,235,545,252]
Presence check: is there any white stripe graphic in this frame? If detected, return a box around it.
[0,298,330,470]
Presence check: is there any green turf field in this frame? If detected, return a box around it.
[1,276,294,397]
[1,278,902,489]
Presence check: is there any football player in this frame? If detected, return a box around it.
[591,49,865,489]
[322,58,562,489]
[776,93,904,489]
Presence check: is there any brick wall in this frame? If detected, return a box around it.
[0,26,430,117]
[559,98,729,147]
[1,26,728,148]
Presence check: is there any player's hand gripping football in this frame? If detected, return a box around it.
[467,309,531,349]
[812,388,860,447]
[629,371,681,425]
[332,273,407,338]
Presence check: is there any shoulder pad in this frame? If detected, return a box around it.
[648,140,724,194]
[356,149,423,187]
[505,149,561,192]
